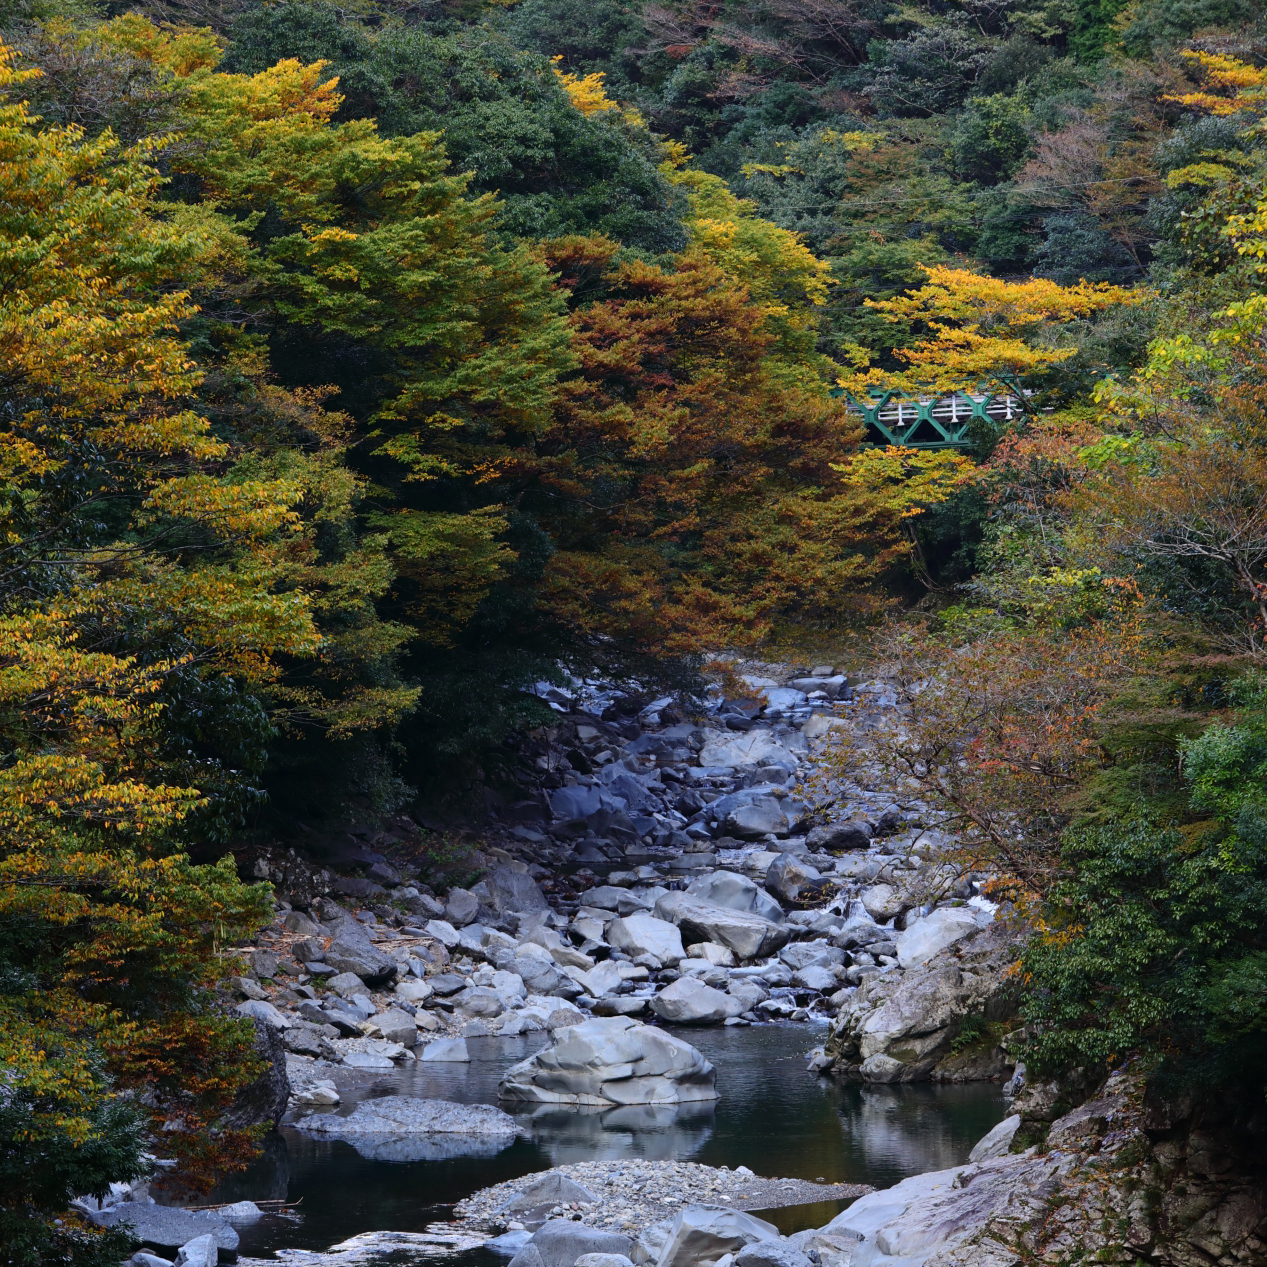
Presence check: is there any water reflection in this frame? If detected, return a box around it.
[218,1025,1006,1258]
[522,1100,716,1165]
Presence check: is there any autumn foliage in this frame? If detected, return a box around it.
[8,0,1267,1235]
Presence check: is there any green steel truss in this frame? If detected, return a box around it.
[837,387,1027,448]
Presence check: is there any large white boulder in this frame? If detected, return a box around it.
[698,729,795,770]
[655,892,790,961]
[968,1114,1020,1162]
[686,871,784,923]
[765,853,820,902]
[896,906,989,969]
[817,1150,1072,1267]
[509,1221,634,1267]
[656,1205,781,1267]
[650,977,743,1025]
[498,1016,718,1106]
[607,913,685,965]
[296,1096,518,1162]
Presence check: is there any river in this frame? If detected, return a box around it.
[214,1024,1008,1260]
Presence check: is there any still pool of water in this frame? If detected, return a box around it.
[215,1025,1008,1259]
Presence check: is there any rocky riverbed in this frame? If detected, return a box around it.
[88,662,1267,1267]
[94,661,1036,1267]
[219,662,1017,1110]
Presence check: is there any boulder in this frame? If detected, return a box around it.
[688,943,735,967]
[826,921,1019,1081]
[511,954,569,997]
[89,1206,238,1256]
[488,1232,535,1256]
[578,886,654,915]
[727,980,768,1012]
[968,1114,1020,1163]
[501,1173,601,1213]
[761,687,806,712]
[234,999,289,1029]
[577,1257,635,1267]
[324,920,398,985]
[896,906,988,969]
[778,941,842,971]
[734,1242,813,1267]
[428,972,467,996]
[716,795,789,839]
[510,1222,634,1267]
[765,853,820,902]
[282,909,324,937]
[686,872,784,923]
[816,1153,1075,1267]
[831,917,883,950]
[220,1016,290,1130]
[487,867,549,916]
[445,889,481,927]
[656,1206,780,1267]
[650,977,744,1025]
[859,884,904,924]
[327,971,367,996]
[498,1016,718,1106]
[452,987,506,1019]
[173,1235,217,1267]
[792,965,838,992]
[607,913,685,965]
[396,979,433,1004]
[698,730,796,771]
[400,892,446,920]
[282,1026,338,1060]
[655,893,790,961]
[806,821,871,852]
[370,1008,418,1045]
[424,919,461,948]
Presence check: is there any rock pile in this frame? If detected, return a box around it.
[210,663,1014,1106]
[454,1160,871,1235]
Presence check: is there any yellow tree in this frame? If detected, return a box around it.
[838,264,1140,404]
[0,38,311,1256]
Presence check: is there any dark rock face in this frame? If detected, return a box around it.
[818,1069,1267,1267]
[220,1017,290,1131]
[322,918,397,985]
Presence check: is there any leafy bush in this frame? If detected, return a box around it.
[1023,815,1267,1097]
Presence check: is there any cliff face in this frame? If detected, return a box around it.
[824,918,1023,1083]
[813,1070,1267,1267]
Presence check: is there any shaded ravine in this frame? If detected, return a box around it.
[213,1025,1007,1258]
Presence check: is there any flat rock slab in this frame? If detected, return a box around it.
[298,1096,519,1138]
[89,1204,239,1254]
[454,1161,873,1235]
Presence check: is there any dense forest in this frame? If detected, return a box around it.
[2,0,1266,1255]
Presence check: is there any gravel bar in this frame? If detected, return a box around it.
[453,1160,873,1234]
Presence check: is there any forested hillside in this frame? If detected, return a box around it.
[3,0,1266,1255]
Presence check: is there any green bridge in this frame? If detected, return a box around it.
[838,387,1028,448]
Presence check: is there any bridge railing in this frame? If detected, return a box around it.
[838,387,1032,448]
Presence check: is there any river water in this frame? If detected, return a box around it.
[217,1024,1007,1259]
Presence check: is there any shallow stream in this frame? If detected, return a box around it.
[214,1025,1007,1259]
